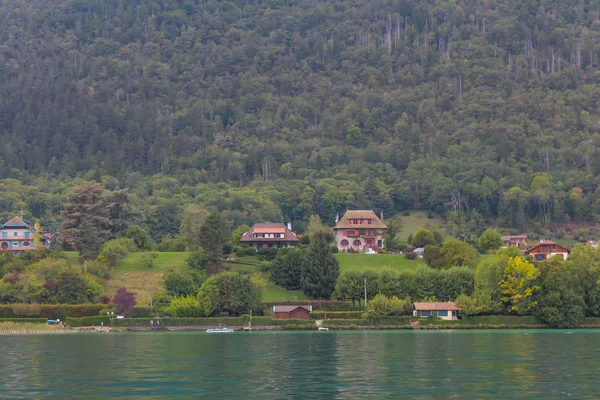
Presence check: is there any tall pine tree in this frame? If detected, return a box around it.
[60,183,112,261]
[198,212,228,265]
[301,233,340,300]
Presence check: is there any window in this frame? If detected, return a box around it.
[340,239,349,247]
[352,239,361,246]
[366,239,374,246]
[377,240,383,248]
[437,310,448,317]
[18,242,22,247]
[535,254,546,261]
[1,232,6,238]
[452,311,457,316]
[552,245,556,250]
[13,232,17,237]
[420,311,431,317]
[274,234,281,238]
[368,219,372,224]
[255,233,265,238]
[24,232,30,238]
[23,242,30,247]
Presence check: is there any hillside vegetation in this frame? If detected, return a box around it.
[1,1,600,238]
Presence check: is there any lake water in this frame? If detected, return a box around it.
[1,330,599,398]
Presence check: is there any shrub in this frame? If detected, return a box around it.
[366,294,411,317]
[186,250,207,272]
[166,296,210,317]
[257,248,278,261]
[222,243,233,254]
[235,249,246,258]
[245,248,257,256]
[405,252,417,260]
[331,246,339,253]
[113,288,136,317]
[97,238,137,267]
[66,316,110,327]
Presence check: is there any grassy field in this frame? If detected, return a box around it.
[394,211,449,240]
[65,250,430,304]
[335,253,425,272]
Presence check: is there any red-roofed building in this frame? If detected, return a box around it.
[273,305,312,320]
[240,223,299,249]
[412,302,459,320]
[0,216,47,254]
[502,235,528,248]
[333,210,387,253]
[524,240,569,261]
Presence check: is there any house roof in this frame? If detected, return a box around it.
[0,216,35,231]
[502,235,527,240]
[273,305,312,313]
[524,240,570,254]
[334,210,387,229]
[413,302,460,311]
[240,223,299,243]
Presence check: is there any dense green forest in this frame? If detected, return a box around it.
[2,0,600,240]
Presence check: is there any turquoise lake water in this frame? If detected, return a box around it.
[1,330,599,398]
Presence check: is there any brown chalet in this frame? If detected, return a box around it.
[272,305,312,320]
[502,235,528,248]
[240,223,299,249]
[334,210,387,253]
[524,239,569,261]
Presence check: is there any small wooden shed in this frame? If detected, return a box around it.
[273,305,312,320]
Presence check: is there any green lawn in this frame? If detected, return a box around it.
[335,253,425,272]
[395,211,449,240]
[114,252,188,273]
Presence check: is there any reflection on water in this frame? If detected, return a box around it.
[1,330,599,398]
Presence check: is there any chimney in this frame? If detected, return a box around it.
[380,211,384,222]
[287,222,292,231]
[335,213,339,223]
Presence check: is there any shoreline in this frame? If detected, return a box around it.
[3,325,598,334]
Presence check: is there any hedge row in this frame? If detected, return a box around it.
[112,317,248,328]
[311,311,364,320]
[459,316,543,325]
[0,304,106,319]
[322,317,413,327]
[0,318,48,324]
[261,301,359,311]
[66,316,110,327]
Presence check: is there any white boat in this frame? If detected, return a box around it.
[206,327,234,333]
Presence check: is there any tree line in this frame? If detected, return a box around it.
[1,1,600,236]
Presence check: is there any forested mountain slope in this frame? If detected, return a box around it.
[1,0,600,237]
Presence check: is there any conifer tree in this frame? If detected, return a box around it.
[198,212,229,265]
[301,233,340,300]
[60,183,112,261]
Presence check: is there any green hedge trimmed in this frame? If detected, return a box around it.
[0,318,48,324]
[66,316,110,327]
[112,317,248,328]
[261,301,359,311]
[459,316,543,325]
[0,304,106,319]
[311,311,364,320]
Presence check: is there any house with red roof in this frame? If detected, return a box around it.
[0,216,45,254]
[524,239,569,261]
[333,210,387,253]
[240,223,299,249]
[412,302,460,320]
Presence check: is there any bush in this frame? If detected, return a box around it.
[405,252,417,260]
[245,248,257,256]
[222,243,233,254]
[0,304,106,319]
[311,311,364,319]
[331,246,339,253]
[66,316,110,327]
[0,318,48,323]
[131,307,154,318]
[366,294,411,317]
[257,248,278,261]
[235,249,246,257]
[166,296,210,317]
